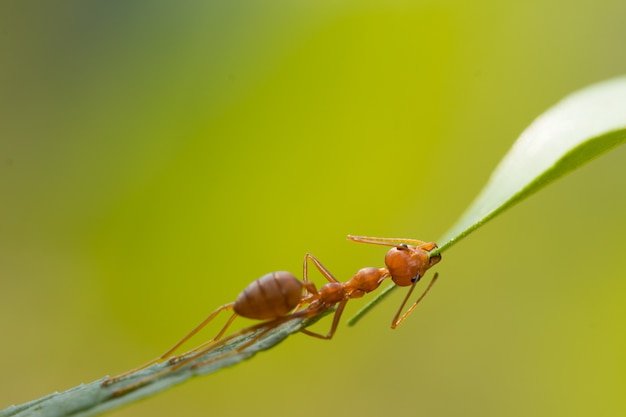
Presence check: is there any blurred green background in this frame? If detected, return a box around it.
[1,1,625,416]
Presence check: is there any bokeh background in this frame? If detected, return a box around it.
[1,1,625,416]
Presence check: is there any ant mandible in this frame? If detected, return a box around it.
[102,235,440,391]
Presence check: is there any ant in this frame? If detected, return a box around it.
[102,235,441,395]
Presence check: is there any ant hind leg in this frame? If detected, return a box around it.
[102,303,236,386]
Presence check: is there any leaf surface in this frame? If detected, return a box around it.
[349,77,626,326]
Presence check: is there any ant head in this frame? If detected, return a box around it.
[384,244,440,287]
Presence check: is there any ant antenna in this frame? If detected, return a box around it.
[391,272,439,329]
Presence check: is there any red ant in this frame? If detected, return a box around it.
[102,235,441,394]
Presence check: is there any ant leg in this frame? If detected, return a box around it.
[349,236,439,262]
[348,235,427,248]
[291,253,330,312]
[111,310,317,397]
[187,308,319,371]
[300,300,347,339]
[167,311,239,365]
[391,273,439,329]
[102,303,236,385]
[187,307,323,374]
[111,320,273,397]
[290,255,322,312]
[304,253,339,284]
[417,242,438,252]
[294,253,336,311]
[291,281,318,312]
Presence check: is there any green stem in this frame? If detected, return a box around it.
[347,283,397,326]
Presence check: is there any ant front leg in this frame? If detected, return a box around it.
[348,235,428,248]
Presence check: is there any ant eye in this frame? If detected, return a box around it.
[400,244,408,249]
[411,274,420,283]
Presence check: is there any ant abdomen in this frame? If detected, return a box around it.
[234,271,303,320]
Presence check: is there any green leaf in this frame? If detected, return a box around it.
[349,76,626,326]
[0,313,329,417]
[436,76,626,253]
[3,77,626,417]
